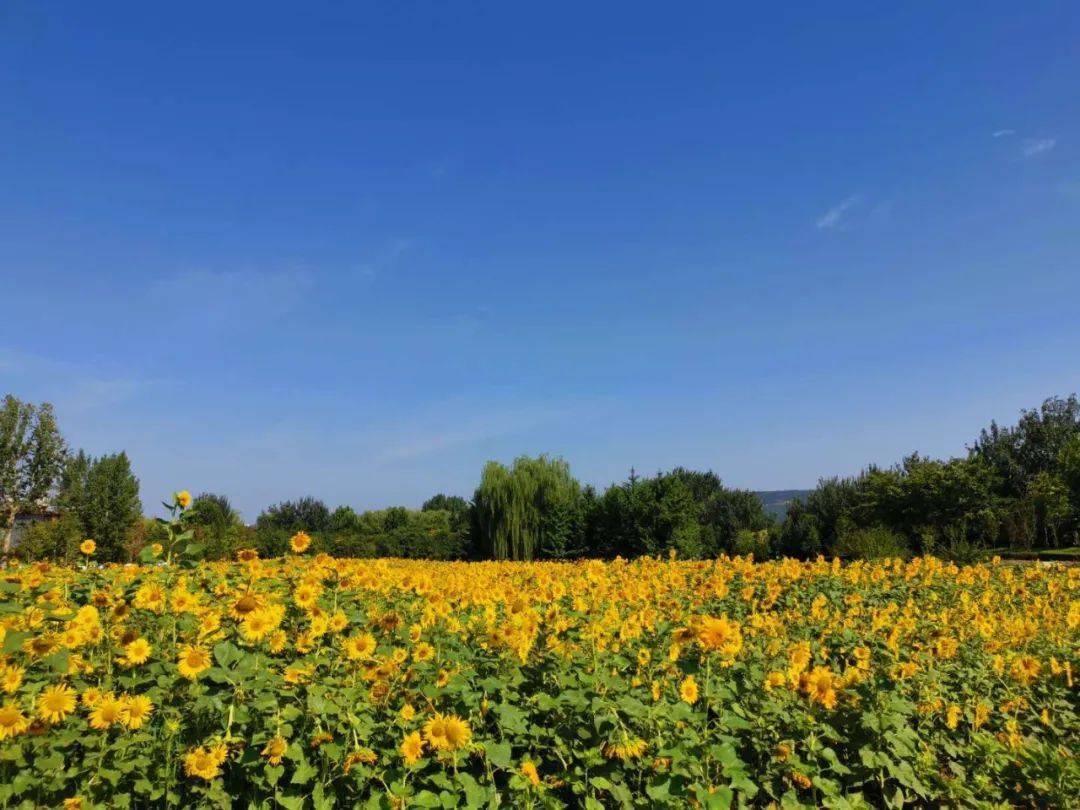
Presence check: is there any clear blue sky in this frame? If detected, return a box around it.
[2,3,1078,519]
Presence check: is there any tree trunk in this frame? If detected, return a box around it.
[1,506,16,554]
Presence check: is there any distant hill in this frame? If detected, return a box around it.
[754,489,812,520]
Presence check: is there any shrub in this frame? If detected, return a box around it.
[731,528,774,559]
[832,524,910,560]
[16,514,82,563]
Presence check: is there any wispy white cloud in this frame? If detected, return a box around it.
[992,129,1015,138]
[1022,137,1056,157]
[816,195,861,230]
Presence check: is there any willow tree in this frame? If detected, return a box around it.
[473,455,581,560]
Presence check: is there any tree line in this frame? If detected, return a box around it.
[3,392,1079,564]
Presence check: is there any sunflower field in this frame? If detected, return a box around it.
[0,511,1077,808]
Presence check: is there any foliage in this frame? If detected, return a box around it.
[57,451,142,562]
[421,495,471,533]
[782,395,1080,558]
[0,396,66,553]
[585,469,771,560]
[15,514,83,564]
[0,551,1075,808]
[473,456,582,560]
[831,524,910,561]
[188,494,247,561]
[256,498,332,535]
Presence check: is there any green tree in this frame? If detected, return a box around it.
[254,497,331,554]
[187,493,245,559]
[473,455,581,560]
[971,395,1080,498]
[802,476,864,550]
[0,396,67,553]
[188,492,241,531]
[778,498,822,558]
[256,497,331,533]
[1026,471,1071,548]
[859,455,998,551]
[422,494,472,532]
[59,451,142,561]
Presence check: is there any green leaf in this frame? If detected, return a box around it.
[2,631,28,654]
[457,773,488,809]
[485,741,512,769]
[412,791,442,808]
[646,778,671,800]
[275,791,306,810]
[290,757,318,785]
[44,649,70,673]
[213,641,241,668]
[312,782,334,810]
[698,785,733,810]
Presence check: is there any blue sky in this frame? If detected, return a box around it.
[2,3,1078,519]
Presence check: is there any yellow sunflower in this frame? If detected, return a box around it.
[289,531,312,553]
[177,646,212,680]
[36,684,77,724]
[0,701,29,740]
[401,731,425,765]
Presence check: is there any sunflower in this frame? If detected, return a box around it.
[79,539,96,556]
[175,490,192,509]
[328,611,349,633]
[122,637,152,666]
[0,665,24,694]
[36,684,77,724]
[177,646,212,680]
[343,747,377,773]
[1010,656,1041,686]
[289,531,312,554]
[603,735,648,761]
[401,731,425,765]
[799,666,839,710]
[121,694,154,729]
[343,633,377,661]
[88,694,124,730]
[521,760,541,786]
[183,743,227,781]
[679,675,699,705]
[231,592,263,619]
[423,713,471,752]
[693,615,744,658]
[240,610,275,642]
[261,734,288,766]
[81,687,103,707]
[0,701,29,740]
[764,671,787,691]
[946,705,962,730]
[293,583,321,610]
